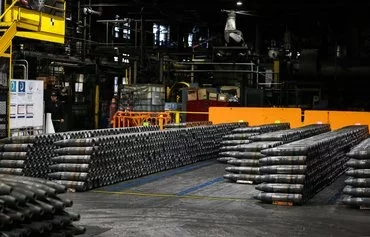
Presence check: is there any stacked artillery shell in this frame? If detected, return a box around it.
[164,121,213,129]
[49,123,244,191]
[0,127,159,179]
[254,125,369,205]
[223,124,331,183]
[249,124,331,143]
[223,141,283,183]
[218,123,291,164]
[0,175,85,236]
[342,138,370,208]
[0,134,64,179]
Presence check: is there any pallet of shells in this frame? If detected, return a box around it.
[217,123,291,164]
[49,123,244,191]
[254,125,369,205]
[0,175,84,236]
[223,124,331,183]
[0,127,159,179]
[342,137,370,208]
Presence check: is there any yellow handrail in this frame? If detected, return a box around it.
[0,0,19,21]
[168,111,209,115]
[168,111,209,124]
[0,21,17,55]
[44,4,65,12]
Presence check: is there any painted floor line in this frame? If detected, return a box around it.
[101,160,217,192]
[327,184,346,205]
[93,190,252,202]
[176,177,224,196]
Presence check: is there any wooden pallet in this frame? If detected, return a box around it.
[273,201,294,206]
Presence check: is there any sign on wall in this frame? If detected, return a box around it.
[9,79,44,129]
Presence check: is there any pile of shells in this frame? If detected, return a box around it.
[0,175,84,236]
[254,125,369,205]
[217,123,291,164]
[0,127,159,179]
[342,137,370,208]
[223,124,331,183]
[49,123,245,191]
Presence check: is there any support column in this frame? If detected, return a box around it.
[7,44,13,136]
[94,85,99,129]
[255,23,260,55]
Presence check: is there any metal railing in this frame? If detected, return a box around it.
[0,0,19,21]
[112,111,172,129]
[167,111,209,124]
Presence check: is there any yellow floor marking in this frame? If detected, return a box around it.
[93,190,252,202]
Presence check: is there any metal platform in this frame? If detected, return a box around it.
[63,160,370,237]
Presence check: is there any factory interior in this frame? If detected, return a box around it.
[1,0,370,236]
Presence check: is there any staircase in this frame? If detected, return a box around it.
[0,21,17,55]
[0,0,20,56]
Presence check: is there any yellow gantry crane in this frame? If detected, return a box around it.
[0,0,66,135]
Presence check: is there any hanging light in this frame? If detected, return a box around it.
[236,1,243,6]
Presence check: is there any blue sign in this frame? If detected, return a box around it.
[165,102,178,111]
[10,81,16,92]
[18,81,25,93]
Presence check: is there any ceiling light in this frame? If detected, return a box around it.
[236,1,243,6]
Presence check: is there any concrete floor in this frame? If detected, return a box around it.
[63,160,370,237]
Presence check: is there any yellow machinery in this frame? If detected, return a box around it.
[0,0,66,47]
[0,0,66,135]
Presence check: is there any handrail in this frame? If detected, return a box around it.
[112,111,172,128]
[168,111,209,115]
[0,0,19,21]
[44,4,65,12]
[0,1,64,22]
[0,21,17,55]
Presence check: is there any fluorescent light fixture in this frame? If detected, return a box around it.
[237,1,243,6]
